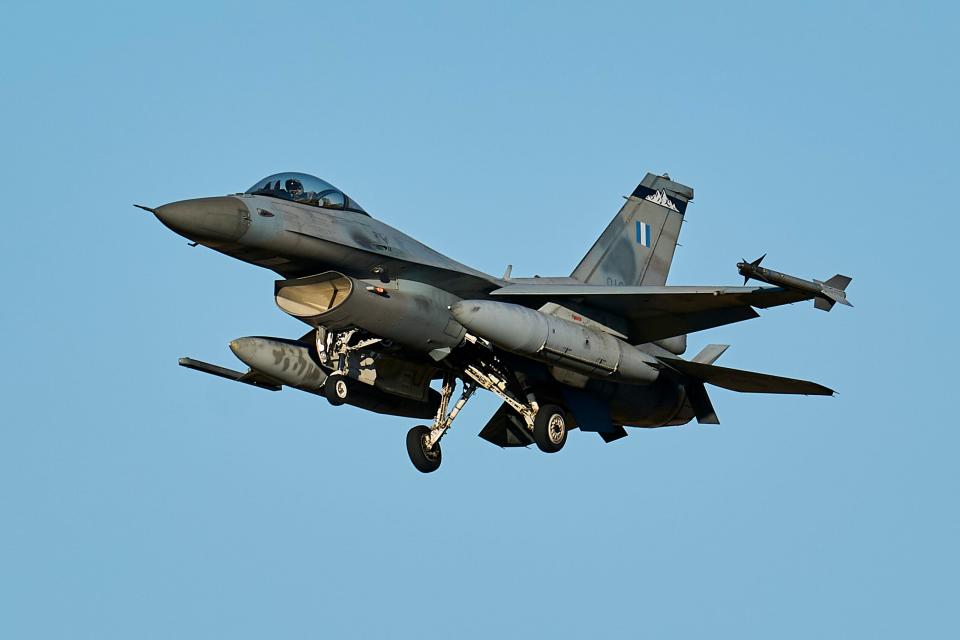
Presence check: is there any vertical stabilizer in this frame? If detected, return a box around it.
[571,173,693,287]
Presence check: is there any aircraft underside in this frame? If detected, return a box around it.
[183,321,696,474]
[144,170,851,473]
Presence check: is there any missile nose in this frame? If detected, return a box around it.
[153,196,250,242]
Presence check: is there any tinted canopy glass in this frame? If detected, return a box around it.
[245,172,366,214]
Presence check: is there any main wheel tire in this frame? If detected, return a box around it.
[324,374,350,406]
[406,425,442,473]
[533,404,568,453]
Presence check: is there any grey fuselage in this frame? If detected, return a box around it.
[152,191,696,430]
[156,194,503,299]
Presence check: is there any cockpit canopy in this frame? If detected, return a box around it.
[245,172,367,214]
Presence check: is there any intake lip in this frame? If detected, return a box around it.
[275,273,355,321]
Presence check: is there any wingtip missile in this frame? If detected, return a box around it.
[736,257,853,311]
[738,254,766,284]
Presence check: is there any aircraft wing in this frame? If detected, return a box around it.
[489,284,811,344]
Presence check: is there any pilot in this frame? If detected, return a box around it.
[285,178,305,199]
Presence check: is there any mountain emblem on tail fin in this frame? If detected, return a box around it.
[644,189,679,212]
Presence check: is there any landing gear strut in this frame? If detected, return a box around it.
[405,373,476,473]
[461,356,569,454]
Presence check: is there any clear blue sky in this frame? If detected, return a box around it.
[1,1,957,637]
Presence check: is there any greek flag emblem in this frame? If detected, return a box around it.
[636,221,651,247]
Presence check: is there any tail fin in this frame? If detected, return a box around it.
[571,173,693,287]
[814,274,854,311]
[824,274,853,291]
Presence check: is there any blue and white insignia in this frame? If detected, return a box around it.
[644,189,679,212]
[635,220,651,247]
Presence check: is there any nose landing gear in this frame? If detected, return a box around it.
[405,373,476,473]
[406,425,442,473]
[323,374,350,406]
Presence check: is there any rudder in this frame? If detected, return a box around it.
[570,173,693,287]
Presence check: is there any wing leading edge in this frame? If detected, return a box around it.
[490,284,811,344]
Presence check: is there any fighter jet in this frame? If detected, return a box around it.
[140,171,852,472]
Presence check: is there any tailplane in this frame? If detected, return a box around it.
[570,173,693,287]
[659,356,834,396]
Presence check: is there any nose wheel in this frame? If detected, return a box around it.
[405,373,476,473]
[324,374,350,406]
[406,425,442,473]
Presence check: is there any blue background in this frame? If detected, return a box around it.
[2,1,957,637]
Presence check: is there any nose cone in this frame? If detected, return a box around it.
[154,196,250,242]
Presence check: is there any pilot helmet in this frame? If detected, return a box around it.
[285,178,304,195]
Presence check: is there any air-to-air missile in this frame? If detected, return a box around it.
[736,255,853,312]
[450,300,662,384]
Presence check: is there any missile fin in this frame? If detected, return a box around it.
[824,274,852,291]
[741,254,765,284]
[815,274,853,311]
[814,297,836,312]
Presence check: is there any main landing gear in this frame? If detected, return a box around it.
[405,363,572,472]
[532,404,568,453]
[462,361,569,455]
[406,373,476,473]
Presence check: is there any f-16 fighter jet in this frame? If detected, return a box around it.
[139,171,852,472]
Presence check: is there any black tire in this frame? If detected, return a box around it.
[406,425,442,473]
[533,404,568,453]
[324,374,350,406]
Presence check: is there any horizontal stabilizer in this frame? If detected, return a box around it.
[815,297,836,312]
[658,356,833,396]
